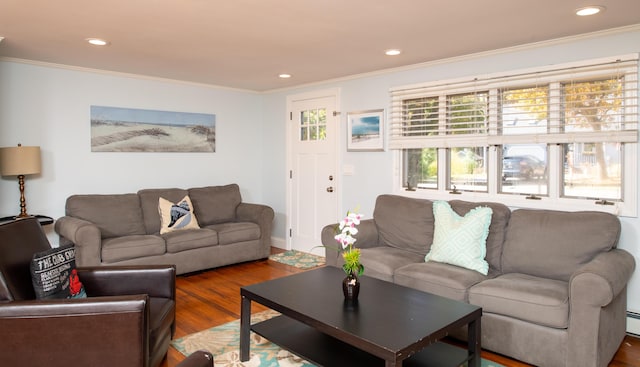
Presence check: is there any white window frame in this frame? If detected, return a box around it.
[390,54,639,217]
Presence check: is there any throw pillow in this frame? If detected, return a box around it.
[30,245,87,299]
[159,195,200,234]
[425,201,493,275]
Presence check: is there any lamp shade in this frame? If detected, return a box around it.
[0,145,42,176]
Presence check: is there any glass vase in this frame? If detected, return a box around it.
[342,271,360,300]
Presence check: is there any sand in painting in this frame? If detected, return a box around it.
[91,121,215,152]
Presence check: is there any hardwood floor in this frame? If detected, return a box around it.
[161,249,640,367]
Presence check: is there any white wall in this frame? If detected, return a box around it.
[261,26,640,314]
[0,62,265,241]
[2,25,640,316]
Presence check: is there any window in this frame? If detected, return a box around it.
[300,108,327,141]
[391,55,638,216]
[450,147,487,192]
[404,148,437,190]
[500,144,548,196]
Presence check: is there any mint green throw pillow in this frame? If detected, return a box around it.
[425,201,493,275]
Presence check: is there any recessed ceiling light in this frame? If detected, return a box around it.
[575,6,605,16]
[385,49,401,56]
[278,73,291,79]
[86,38,109,46]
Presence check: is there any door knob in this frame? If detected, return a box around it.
[326,187,334,193]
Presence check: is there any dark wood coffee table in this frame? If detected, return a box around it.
[240,266,481,367]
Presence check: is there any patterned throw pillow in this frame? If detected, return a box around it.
[31,245,87,299]
[425,201,493,275]
[159,195,200,234]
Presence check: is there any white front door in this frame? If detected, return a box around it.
[287,89,339,255]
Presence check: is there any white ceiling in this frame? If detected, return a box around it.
[1,1,639,92]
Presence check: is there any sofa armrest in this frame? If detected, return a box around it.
[54,216,102,266]
[0,295,149,366]
[236,202,275,258]
[77,265,176,300]
[322,219,380,267]
[236,202,275,225]
[570,249,635,307]
[567,249,635,366]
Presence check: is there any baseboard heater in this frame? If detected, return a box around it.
[627,311,640,337]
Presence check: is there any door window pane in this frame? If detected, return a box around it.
[299,108,327,141]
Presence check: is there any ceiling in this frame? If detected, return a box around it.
[1,1,639,92]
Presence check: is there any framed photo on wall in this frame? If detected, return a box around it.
[346,109,385,151]
[90,105,216,152]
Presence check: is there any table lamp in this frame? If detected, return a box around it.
[0,144,41,218]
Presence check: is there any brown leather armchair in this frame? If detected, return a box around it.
[178,350,215,367]
[0,217,179,367]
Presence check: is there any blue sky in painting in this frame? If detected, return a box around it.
[351,115,379,135]
[91,106,215,127]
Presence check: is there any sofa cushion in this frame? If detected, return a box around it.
[394,261,489,302]
[502,209,621,281]
[449,200,511,273]
[469,273,569,329]
[101,235,166,263]
[205,222,260,246]
[138,188,189,234]
[163,228,218,253]
[356,246,425,282]
[189,184,242,225]
[65,194,146,238]
[425,201,492,275]
[373,195,434,255]
[159,195,200,234]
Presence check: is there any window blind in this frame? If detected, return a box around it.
[389,55,639,149]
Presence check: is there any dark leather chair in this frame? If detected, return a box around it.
[0,217,179,367]
[178,350,215,367]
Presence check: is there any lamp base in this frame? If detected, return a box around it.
[16,174,30,218]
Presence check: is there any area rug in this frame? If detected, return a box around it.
[268,250,325,269]
[171,310,506,367]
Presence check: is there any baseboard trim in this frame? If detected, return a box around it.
[271,237,286,250]
[627,311,640,337]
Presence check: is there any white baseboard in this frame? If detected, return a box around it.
[628,312,640,337]
[271,237,286,250]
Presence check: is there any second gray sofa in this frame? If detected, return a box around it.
[322,194,635,367]
[55,184,274,275]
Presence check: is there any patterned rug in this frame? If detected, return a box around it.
[172,310,313,367]
[268,250,325,269]
[171,310,506,367]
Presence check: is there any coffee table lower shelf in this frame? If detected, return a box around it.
[251,315,472,367]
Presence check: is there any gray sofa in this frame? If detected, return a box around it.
[322,194,635,367]
[55,184,274,275]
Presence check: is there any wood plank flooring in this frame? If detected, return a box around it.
[161,249,640,367]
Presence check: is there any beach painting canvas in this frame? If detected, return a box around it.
[347,109,384,151]
[90,106,216,152]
